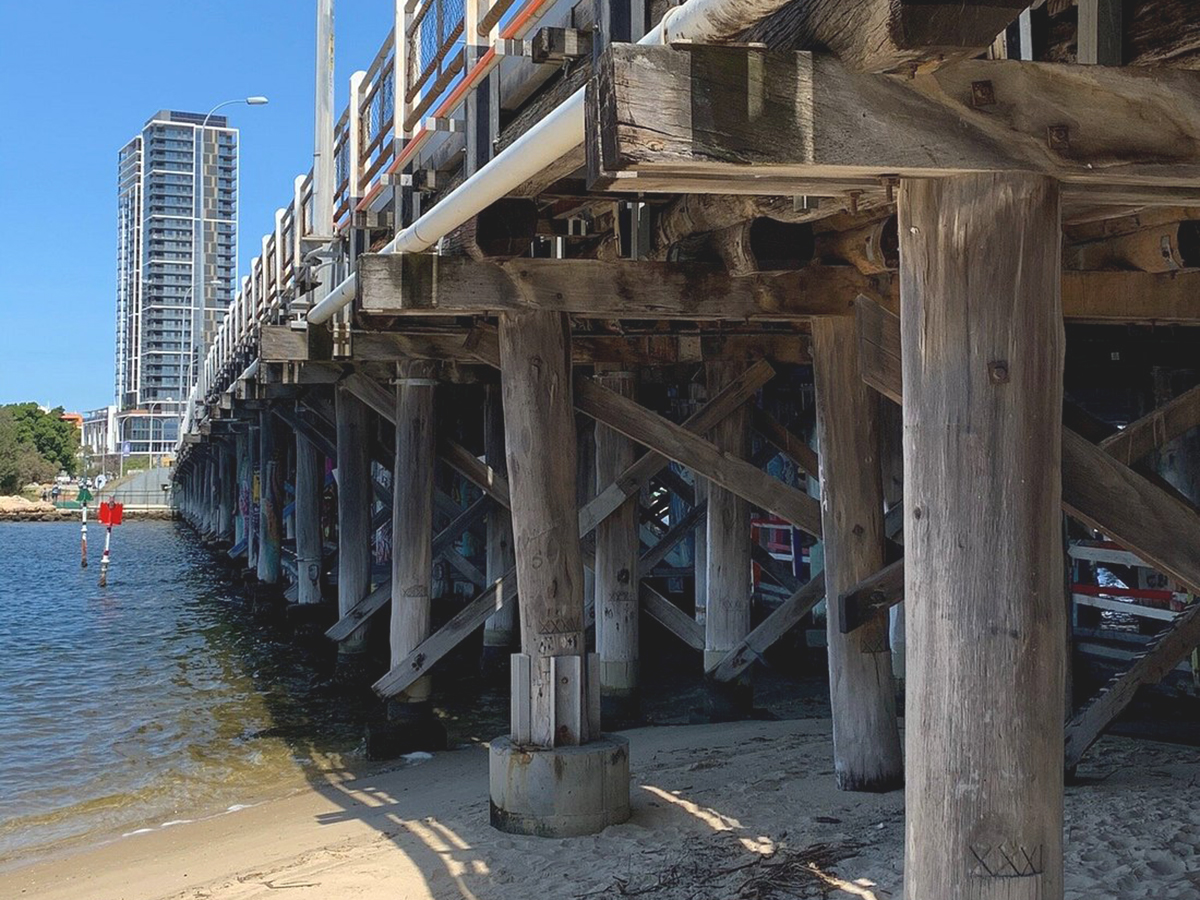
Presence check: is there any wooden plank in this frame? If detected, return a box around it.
[1099,383,1200,465]
[373,569,519,697]
[1079,0,1124,66]
[750,407,819,478]
[511,653,532,743]
[1066,602,1200,768]
[637,501,706,577]
[439,437,512,510]
[709,573,826,682]
[360,252,885,321]
[589,45,1200,200]
[839,559,905,634]
[578,359,774,536]
[640,583,705,651]
[261,324,310,363]
[441,544,487,587]
[576,377,823,537]
[326,580,392,641]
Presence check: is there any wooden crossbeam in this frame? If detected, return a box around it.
[326,580,392,641]
[271,405,337,460]
[751,407,820,478]
[638,501,707,577]
[340,371,395,422]
[709,573,826,682]
[1099,383,1200,465]
[579,359,774,536]
[360,253,886,321]
[439,438,512,510]
[852,295,1200,765]
[839,559,905,634]
[576,377,824,537]
[589,45,1200,203]
[324,496,492,641]
[639,583,705,651]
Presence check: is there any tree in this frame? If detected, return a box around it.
[5,403,79,475]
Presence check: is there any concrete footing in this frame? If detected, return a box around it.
[489,735,631,837]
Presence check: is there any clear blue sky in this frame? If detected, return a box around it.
[0,0,393,412]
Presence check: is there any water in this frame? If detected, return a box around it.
[0,521,363,867]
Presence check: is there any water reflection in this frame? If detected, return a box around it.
[0,521,363,865]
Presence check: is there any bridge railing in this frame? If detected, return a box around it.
[182,0,560,442]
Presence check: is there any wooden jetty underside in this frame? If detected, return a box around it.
[174,0,1200,895]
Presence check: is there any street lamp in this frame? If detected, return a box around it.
[192,96,268,403]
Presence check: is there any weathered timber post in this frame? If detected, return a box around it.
[294,418,324,607]
[335,386,375,675]
[490,310,630,837]
[901,173,1065,900]
[371,360,446,756]
[234,431,248,553]
[482,384,518,671]
[218,444,235,543]
[813,317,903,792]
[204,456,217,537]
[247,423,260,571]
[594,369,641,725]
[257,410,283,587]
[879,401,905,690]
[703,362,753,718]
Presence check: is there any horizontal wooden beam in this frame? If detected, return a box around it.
[439,437,512,511]
[1063,271,1200,324]
[589,46,1200,202]
[576,377,824,537]
[359,253,888,321]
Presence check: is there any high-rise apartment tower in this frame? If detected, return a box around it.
[114,110,238,457]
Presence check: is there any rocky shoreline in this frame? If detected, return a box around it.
[0,498,175,523]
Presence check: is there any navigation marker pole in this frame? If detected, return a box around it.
[81,504,88,568]
[98,500,123,587]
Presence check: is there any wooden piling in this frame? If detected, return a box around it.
[482,384,518,665]
[336,387,375,660]
[594,369,641,724]
[813,316,902,792]
[499,310,590,748]
[295,421,324,606]
[703,363,752,716]
[257,411,282,585]
[900,172,1065,899]
[390,361,437,707]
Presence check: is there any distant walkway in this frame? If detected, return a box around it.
[97,467,174,510]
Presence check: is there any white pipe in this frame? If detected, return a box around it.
[307,0,793,325]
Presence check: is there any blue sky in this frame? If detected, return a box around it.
[0,0,393,412]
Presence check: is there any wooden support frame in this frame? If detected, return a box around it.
[588,45,1200,204]
[853,293,1200,768]
[575,377,824,537]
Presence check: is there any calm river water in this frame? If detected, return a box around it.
[0,521,363,867]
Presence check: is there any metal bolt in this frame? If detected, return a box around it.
[1047,125,1071,154]
[989,361,1010,384]
[971,81,996,107]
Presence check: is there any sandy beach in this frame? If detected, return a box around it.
[3,718,1200,900]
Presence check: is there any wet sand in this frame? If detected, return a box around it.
[5,719,1200,900]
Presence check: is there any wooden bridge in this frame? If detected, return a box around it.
[173,0,1200,893]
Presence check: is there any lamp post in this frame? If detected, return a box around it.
[192,97,268,401]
